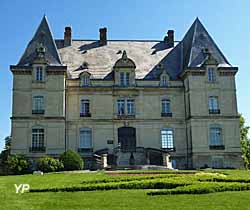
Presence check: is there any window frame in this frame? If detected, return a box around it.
[79,128,92,149]
[127,99,135,115]
[80,99,91,117]
[209,125,223,146]
[120,72,130,86]
[80,74,90,87]
[117,99,125,115]
[208,67,216,82]
[30,126,45,152]
[161,128,175,150]
[35,66,44,82]
[32,95,45,114]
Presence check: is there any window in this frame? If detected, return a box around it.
[120,72,130,86]
[208,67,216,82]
[210,127,222,146]
[161,75,168,86]
[31,128,45,151]
[127,99,135,115]
[161,128,174,150]
[117,99,125,115]
[79,128,92,148]
[32,95,44,114]
[81,75,90,86]
[162,99,171,114]
[36,66,44,81]
[80,99,90,117]
[209,96,220,114]
[117,98,135,116]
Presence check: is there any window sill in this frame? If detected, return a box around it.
[80,113,91,117]
[209,145,225,150]
[161,113,172,117]
[161,147,176,152]
[209,109,220,114]
[32,110,45,115]
[29,147,46,152]
[78,148,93,152]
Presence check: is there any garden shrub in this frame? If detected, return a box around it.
[37,156,63,173]
[7,154,30,175]
[60,150,83,171]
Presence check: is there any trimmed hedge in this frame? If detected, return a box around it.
[30,178,190,193]
[60,150,83,171]
[37,156,64,173]
[81,174,176,184]
[147,182,250,196]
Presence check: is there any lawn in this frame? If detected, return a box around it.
[1,170,250,210]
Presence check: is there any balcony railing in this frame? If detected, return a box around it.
[161,112,172,117]
[80,113,91,117]
[117,114,135,119]
[29,146,46,152]
[209,109,220,114]
[209,145,225,150]
[32,110,45,114]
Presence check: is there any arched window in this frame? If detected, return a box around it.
[30,126,45,152]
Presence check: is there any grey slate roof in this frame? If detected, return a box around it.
[181,18,231,69]
[16,17,233,80]
[18,16,62,66]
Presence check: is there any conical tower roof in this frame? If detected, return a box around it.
[18,16,62,65]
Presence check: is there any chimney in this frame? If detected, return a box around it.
[64,26,72,47]
[164,30,174,48]
[99,27,107,46]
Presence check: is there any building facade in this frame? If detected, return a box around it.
[10,16,243,169]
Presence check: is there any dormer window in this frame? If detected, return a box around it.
[81,75,90,86]
[80,72,91,87]
[160,71,169,87]
[114,51,136,87]
[208,67,216,82]
[161,75,168,86]
[120,72,130,86]
[35,66,44,81]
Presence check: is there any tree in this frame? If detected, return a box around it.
[0,136,11,163]
[240,114,250,168]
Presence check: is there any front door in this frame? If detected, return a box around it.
[118,127,136,152]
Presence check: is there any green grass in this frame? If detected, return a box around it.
[1,170,250,210]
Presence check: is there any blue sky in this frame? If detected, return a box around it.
[0,0,249,151]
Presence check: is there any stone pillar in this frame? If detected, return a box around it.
[162,153,172,169]
[101,154,108,168]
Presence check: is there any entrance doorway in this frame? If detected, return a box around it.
[118,127,136,152]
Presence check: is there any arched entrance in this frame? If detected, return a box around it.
[118,127,136,152]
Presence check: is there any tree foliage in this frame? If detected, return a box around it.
[7,154,30,174]
[240,114,250,168]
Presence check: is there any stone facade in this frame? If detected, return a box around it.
[9,16,243,169]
